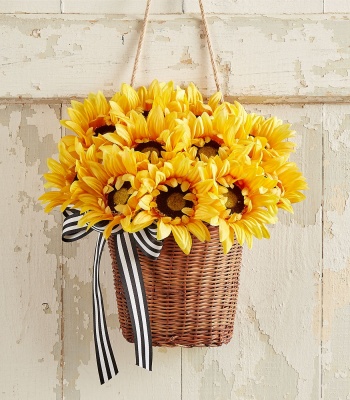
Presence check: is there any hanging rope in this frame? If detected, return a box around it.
[198,0,222,94]
[130,0,152,88]
[130,0,223,96]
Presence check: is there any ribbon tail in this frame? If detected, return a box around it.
[114,231,153,371]
[93,233,118,384]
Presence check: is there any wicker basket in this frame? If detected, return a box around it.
[108,225,243,347]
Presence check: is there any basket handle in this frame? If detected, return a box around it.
[130,0,223,96]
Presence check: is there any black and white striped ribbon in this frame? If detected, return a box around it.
[62,208,91,242]
[93,233,118,383]
[114,232,153,370]
[61,208,162,384]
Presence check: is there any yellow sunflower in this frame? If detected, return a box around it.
[129,154,216,254]
[185,111,223,159]
[185,82,222,116]
[110,83,143,118]
[195,157,279,252]
[61,91,115,148]
[134,80,177,115]
[185,101,254,162]
[247,114,296,161]
[103,105,192,162]
[262,157,308,213]
[135,80,222,118]
[71,146,149,238]
[39,141,77,212]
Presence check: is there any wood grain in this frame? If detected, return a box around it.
[61,0,184,14]
[184,0,323,14]
[0,15,349,101]
[0,0,61,13]
[1,2,350,398]
[0,104,62,399]
[322,104,350,399]
[324,0,350,12]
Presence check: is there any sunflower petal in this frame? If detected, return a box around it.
[171,225,192,255]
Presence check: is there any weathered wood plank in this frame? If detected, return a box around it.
[60,106,181,399]
[322,104,350,399]
[324,0,350,12]
[62,0,183,14]
[0,0,61,13]
[0,15,349,100]
[182,105,323,399]
[0,104,62,399]
[184,0,323,14]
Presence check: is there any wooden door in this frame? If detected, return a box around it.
[1,1,349,398]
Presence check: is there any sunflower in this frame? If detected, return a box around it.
[129,154,216,254]
[110,83,143,118]
[262,157,308,213]
[133,80,177,116]
[70,146,149,238]
[39,141,77,212]
[61,91,115,148]
[135,80,222,118]
[195,157,279,252]
[247,114,296,161]
[102,105,192,162]
[185,100,254,162]
[185,82,222,116]
[185,111,222,159]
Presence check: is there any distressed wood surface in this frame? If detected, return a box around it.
[5,1,348,15]
[322,104,350,399]
[0,104,62,399]
[61,0,183,15]
[184,0,324,14]
[1,2,350,399]
[324,0,350,12]
[0,14,350,101]
[0,0,61,14]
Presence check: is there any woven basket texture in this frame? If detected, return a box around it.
[108,225,243,347]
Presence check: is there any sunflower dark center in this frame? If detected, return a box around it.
[197,140,220,158]
[107,182,131,212]
[156,186,193,219]
[94,124,115,136]
[224,185,245,214]
[134,141,163,157]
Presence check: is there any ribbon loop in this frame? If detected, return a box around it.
[62,208,91,242]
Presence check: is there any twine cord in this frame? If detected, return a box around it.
[130,0,223,96]
[198,0,222,94]
[130,0,151,87]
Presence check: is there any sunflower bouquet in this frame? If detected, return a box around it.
[39,79,307,381]
[40,80,307,254]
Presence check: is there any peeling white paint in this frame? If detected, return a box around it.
[1,3,350,398]
[184,0,324,14]
[0,105,62,400]
[0,15,350,100]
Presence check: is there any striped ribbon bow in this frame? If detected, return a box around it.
[62,208,163,384]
